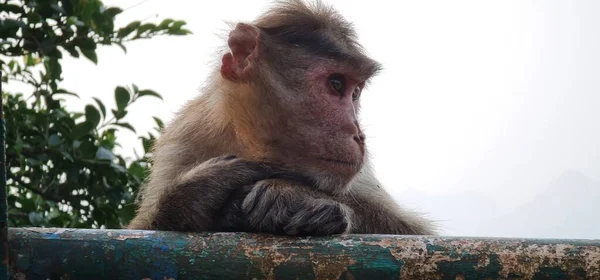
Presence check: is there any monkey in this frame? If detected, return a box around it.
[127,0,436,236]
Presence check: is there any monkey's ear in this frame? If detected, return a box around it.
[221,23,261,82]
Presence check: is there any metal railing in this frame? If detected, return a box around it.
[6,227,600,279]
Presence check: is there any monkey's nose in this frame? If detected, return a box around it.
[354,133,365,145]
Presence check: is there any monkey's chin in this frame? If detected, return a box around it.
[308,160,362,195]
[315,157,363,179]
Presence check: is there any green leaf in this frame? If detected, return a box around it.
[0,3,24,14]
[158,19,174,29]
[136,23,157,36]
[77,140,98,159]
[99,129,117,149]
[96,147,115,161]
[117,21,141,38]
[85,105,101,127]
[111,109,127,120]
[141,137,154,154]
[24,54,35,66]
[112,122,136,133]
[43,58,62,81]
[28,212,45,226]
[53,89,80,98]
[82,0,101,24]
[20,197,36,212]
[153,117,164,129]
[48,134,61,147]
[50,3,66,14]
[72,112,85,120]
[66,16,78,25]
[40,39,58,55]
[128,162,146,178]
[110,162,127,173]
[73,140,82,149]
[62,45,80,58]
[168,29,192,36]
[137,89,163,100]
[118,203,137,226]
[92,97,106,120]
[169,20,186,30]
[114,86,130,111]
[27,157,42,166]
[47,209,61,220]
[8,60,16,71]
[115,42,127,53]
[1,18,26,29]
[73,119,95,138]
[81,49,98,64]
[77,37,97,50]
[61,151,75,162]
[103,7,123,18]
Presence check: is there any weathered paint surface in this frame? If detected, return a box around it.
[7,228,600,280]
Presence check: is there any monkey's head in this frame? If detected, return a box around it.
[219,1,381,193]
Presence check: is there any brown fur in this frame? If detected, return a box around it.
[128,0,436,235]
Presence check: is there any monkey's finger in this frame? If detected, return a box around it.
[284,201,349,236]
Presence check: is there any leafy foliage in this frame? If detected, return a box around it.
[0,0,189,228]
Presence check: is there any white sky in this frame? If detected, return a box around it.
[6,0,600,239]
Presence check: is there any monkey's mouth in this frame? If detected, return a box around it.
[317,157,362,168]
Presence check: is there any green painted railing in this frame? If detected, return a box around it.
[7,228,600,279]
[2,78,600,279]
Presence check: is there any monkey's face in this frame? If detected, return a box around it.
[275,62,369,177]
[221,22,381,189]
[250,51,381,188]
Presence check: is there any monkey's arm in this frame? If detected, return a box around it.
[221,178,434,236]
[150,156,284,232]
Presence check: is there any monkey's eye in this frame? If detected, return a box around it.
[328,74,346,95]
[352,87,361,101]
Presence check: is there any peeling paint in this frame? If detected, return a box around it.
[113,233,151,241]
[243,243,295,280]
[309,251,356,280]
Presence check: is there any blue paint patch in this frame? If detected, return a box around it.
[426,243,444,255]
[348,254,403,279]
[42,232,60,240]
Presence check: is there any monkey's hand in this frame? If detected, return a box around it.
[241,179,353,236]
